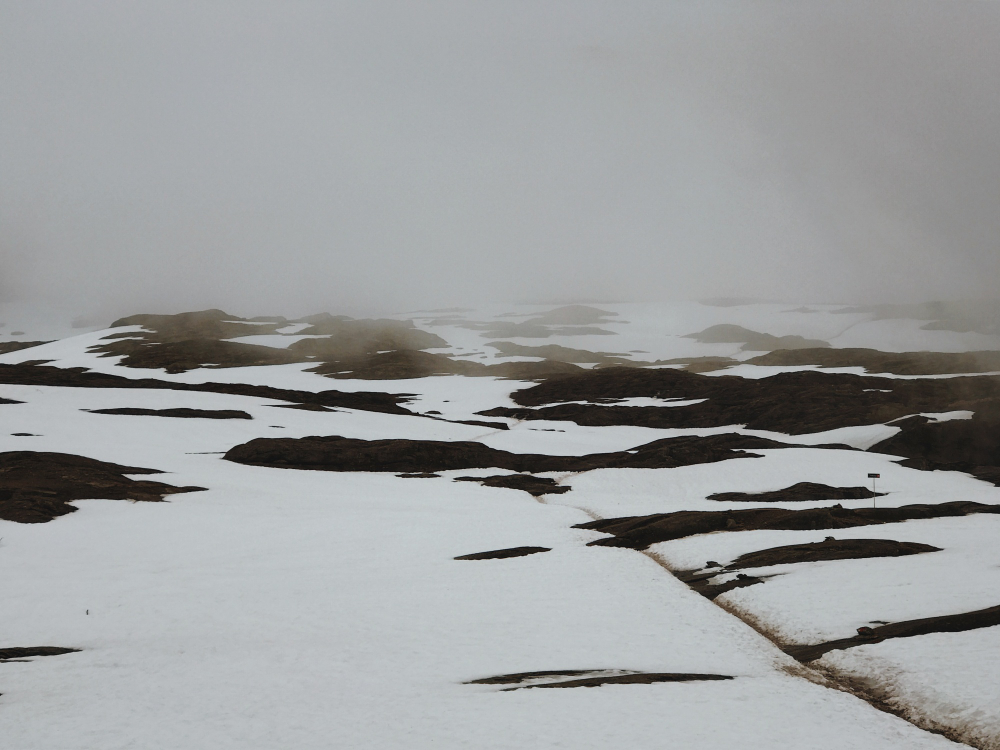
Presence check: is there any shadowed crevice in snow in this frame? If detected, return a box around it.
[454,546,551,560]
[0,363,413,415]
[707,483,883,503]
[453,475,569,496]
[576,502,1000,550]
[0,647,80,662]
[0,451,206,523]
[785,604,1000,662]
[223,433,794,473]
[87,407,253,419]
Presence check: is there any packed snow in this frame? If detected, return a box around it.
[3,300,998,749]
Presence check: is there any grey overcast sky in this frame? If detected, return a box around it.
[1,1,999,317]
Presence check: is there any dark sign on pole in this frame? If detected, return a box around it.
[868,473,880,508]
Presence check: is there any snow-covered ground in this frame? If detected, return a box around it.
[2,300,998,749]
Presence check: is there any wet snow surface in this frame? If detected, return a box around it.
[2,301,1000,749]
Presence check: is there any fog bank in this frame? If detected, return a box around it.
[2,1,999,319]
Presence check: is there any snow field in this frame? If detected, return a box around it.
[5,300,1000,748]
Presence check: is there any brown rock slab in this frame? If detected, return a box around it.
[708,483,881,503]
[725,538,941,570]
[223,433,791,474]
[576,501,1000,550]
[454,475,569,496]
[88,408,252,419]
[454,546,551,560]
[786,604,1000,662]
[0,451,206,523]
[0,363,413,416]
[0,647,80,662]
[483,366,1000,435]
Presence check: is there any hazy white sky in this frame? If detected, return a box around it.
[2,1,998,318]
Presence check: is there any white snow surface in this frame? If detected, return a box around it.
[4,300,999,748]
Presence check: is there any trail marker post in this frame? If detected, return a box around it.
[868,473,880,509]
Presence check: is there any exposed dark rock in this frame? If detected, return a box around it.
[290,317,447,355]
[0,341,50,355]
[222,433,791,474]
[454,546,551,560]
[683,324,829,351]
[870,403,1000,485]
[785,604,1000,662]
[480,366,1000,434]
[724,538,940,570]
[444,419,510,430]
[396,472,440,478]
[97,310,452,374]
[676,570,766,599]
[748,348,1000,375]
[443,306,620,339]
[294,312,353,325]
[92,338,304,373]
[271,403,337,412]
[454,474,570,496]
[308,350,480,379]
[0,451,206,523]
[307,349,582,381]
[488,341,630,365]
[88,407,253,419]
[1,397,24,405]
[96,310,302,372]
[466,670,596,684]
[482,360,584,380]
[0,647,80,662]
[575,501,1000,550]
[110,309,287,339]
[707,482,881,503]
[501,673,734,690]
[486,342,736,373]
[0,363,413,415]
[660,357,739,373]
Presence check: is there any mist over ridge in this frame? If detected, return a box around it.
[2,1,999,320]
